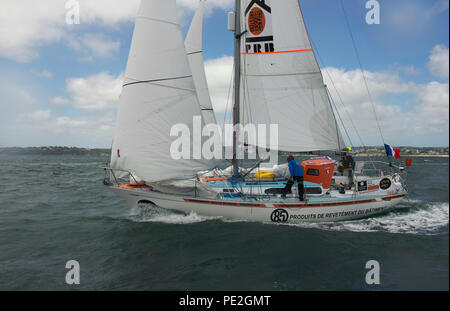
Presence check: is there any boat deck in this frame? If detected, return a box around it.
[115,183,406,205]
[218,192,395,204]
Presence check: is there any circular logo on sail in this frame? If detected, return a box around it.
[271,209,289,223]
[248,7,266,36]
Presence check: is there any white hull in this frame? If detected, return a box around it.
[110,186,407,223]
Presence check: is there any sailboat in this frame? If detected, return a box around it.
[105,0,409,223]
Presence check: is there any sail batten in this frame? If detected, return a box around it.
[135,15,181,26]
[122,75,193,87]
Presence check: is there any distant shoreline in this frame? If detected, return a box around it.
[1,147,448,158]
[0,147,110,156]
[355,154,449,158]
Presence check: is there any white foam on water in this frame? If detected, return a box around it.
[129,205,221,225]
[128,199,448,234]
[221,218,252,224]
[143,212,221,225]
[285,201,449,235]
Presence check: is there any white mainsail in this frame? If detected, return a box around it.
[239,0,345,152]
[110,0,215,183]
[185,0,217,126]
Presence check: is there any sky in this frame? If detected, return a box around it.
[0,0,448,148]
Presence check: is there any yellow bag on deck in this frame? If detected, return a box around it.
[255,170,276,179]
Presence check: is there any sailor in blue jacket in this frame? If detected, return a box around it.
[283,155,305,201]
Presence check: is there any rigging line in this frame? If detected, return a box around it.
[310,38,377,170]
[332,97,352,149]
[332,92,377,170]
[226,63,235,127]
[326,86,354,148]
[310,39,366,149]
[339,0,386,145]
[222,62,235,149]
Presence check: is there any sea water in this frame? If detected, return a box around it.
[0,155,448,290]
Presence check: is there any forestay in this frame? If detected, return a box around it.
[111,0,215,182]
[239,0,345,152]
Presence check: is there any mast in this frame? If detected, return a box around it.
[232,0,242,177]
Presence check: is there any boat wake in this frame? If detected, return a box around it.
[284,200,449,235]
[129,204,221,225]
[128,199,448,235]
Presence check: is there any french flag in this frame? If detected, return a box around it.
[385,144,401,159]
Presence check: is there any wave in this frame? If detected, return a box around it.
[284,200,449,235]
[128,199,448,235]
[129,204,221,225]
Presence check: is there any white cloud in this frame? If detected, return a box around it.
[51,96,71,106]
[0,0,64,62]
[389,64,419,76]
[3,94,116,147]
[385,0,448,36]
[81,33,120,58]
[324,67,413,105]
[427,45,449,80]
[29,110,51,121]
[66,72,123,110]
[55,116,89,128]
[413,81,449,130]
[323,67,448,145]
[77,0,140,25]
[399,65,419,76]
[426,0,449,20]
[53,112,116,146]
[179,0,233,12]
[38,70,53,78]
[0,78,38,146]
[0,0,140,61]
[204,56,234,115]
[78,0,233,23]
[66,33,120,59]
[1,58,448,147]
[19,112,116,147]
[201,55,448,146]
[0,0,233,63]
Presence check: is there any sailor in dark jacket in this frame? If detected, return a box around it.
[282,155,305,201]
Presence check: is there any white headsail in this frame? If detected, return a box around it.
[186,0,217,126]
[239,0,345,152]
[111,0,215,182]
